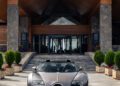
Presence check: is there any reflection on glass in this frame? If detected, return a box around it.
[33,35,88,54]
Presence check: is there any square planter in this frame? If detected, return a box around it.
[2,64,9,70]
[0,70,5,80]
[105,67,112,76]
[96,66,105,73]
[112,69,120,80]
[13,65,22,73]
[5,68,14,76]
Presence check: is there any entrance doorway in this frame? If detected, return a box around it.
[32,35,88,54]
[49,35,71,54]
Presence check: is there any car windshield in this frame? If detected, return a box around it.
[37,62,78,72]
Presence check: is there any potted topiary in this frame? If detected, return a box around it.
[94,50,105,73]
[112,51,120,79]
[4,50,15,76]
[0,53,4,79]
[13,51,22,73]
[104,50,115,76]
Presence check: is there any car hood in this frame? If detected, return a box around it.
[38,72,78,86]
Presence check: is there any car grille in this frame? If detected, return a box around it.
[54,84,62,86]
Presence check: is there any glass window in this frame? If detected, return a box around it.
[72,36,79,53]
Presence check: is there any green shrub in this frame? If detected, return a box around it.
[14,51,21,65]
[0,53,3,70]
[105,50,115,67]
[5,50,15,67]
[114,51,120,70]
[94,50,105,66]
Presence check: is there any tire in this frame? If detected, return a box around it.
[84,81,88,86]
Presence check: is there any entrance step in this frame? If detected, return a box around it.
[24,55,95,71]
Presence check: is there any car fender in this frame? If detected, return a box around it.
[74,71,88,84]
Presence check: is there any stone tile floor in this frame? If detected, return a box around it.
[88,72,120,86]
[0,71,120,86]
[0,72,28,86]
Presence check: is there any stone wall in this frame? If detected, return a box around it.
[100,3,112,52]
[7,4,19,51]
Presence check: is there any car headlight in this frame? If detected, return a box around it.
[71,80,83,86]
[32,80,45,86]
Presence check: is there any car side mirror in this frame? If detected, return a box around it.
[79,67,83,71]
[32,66,37,73]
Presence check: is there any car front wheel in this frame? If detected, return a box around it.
[84,81,88,86]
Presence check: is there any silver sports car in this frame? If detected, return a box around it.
[27,60,88,86]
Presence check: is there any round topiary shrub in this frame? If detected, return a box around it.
[94,50,105,66]
[105,50,115,68]
[14,51,21,65]
[114,51,120,70]
[5,50,15,68]
[0,53,3,70]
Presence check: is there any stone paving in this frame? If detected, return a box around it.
[0,55,120,86]
[0,72,28,86]
[89,73,120,86]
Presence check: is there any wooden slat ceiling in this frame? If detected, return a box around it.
[20,0,99,16]
[113,0,120,21]
[0,0,7,21]
[0,0,120,23]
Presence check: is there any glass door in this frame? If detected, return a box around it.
[32,35,88,54]
[49,35,71,54]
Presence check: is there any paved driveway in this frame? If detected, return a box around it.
[0,71,120,86]
[89,73,120,86]
[0,72,28,86]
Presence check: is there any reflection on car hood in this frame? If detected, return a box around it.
[38,72,78,86]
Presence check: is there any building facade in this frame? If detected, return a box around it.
[0,0,120,54]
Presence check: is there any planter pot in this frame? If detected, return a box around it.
[105,67,112,76]
[0,70,5,80]
[2,64,9,70]
[112,69,120,80]
[5,68,14,76]
[13,65,22,73]
[96,66,105,73]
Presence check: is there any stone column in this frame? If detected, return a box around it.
[7,0,19,51]
[100,0,112,52]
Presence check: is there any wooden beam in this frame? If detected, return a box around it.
[100,0,112,5]
[8,0,19,5]
[85,0,99,22]
[90,0,100,16]
[32,25,91,35]
[0,0,7,21]
[19,8,26,16]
